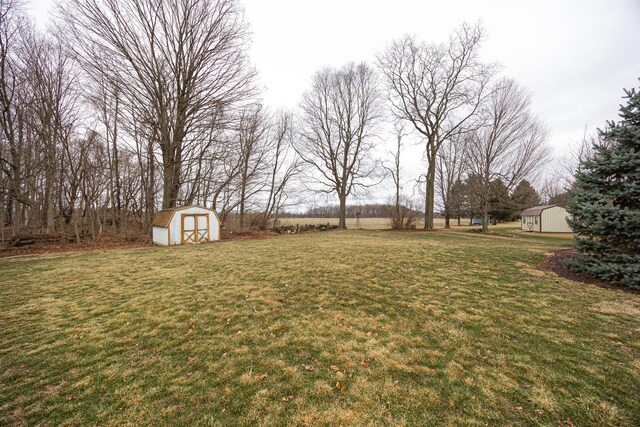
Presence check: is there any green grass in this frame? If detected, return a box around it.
[1,231,638,426]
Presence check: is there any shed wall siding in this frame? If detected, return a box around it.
[152,226,169,245]
[541,207,572,232]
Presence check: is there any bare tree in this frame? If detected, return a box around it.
[1,3,82,235]
[297,62,382,229]
[436,131,467,228]
[22,29,80,233]
[88,74,122,232]
[58,0,256,209]
[465,78,551,232]
[553,128,605,191]
[0,0,38,232]
[378,23,495,229]
[260,110,300,229]
[384,122,417,229]
[236,105,270,228]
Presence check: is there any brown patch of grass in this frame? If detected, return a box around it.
[591,300,640,317]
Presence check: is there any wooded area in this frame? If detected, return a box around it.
[0,0,302,241]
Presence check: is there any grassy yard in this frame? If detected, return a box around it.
[1,231,639,426]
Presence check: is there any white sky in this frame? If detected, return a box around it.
[28,0,640,204]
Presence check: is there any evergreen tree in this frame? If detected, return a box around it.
[549,191,570,207]
[565,84,640,289]
[511,180,541,213]
[449,178,468,226]
[488,179,512,222]
[463,173,484,219]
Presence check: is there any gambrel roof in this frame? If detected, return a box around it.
[521,205,557,216]
[152,205,216,227]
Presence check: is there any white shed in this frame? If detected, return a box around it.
[152,205,221,245]
[521,205,572,233]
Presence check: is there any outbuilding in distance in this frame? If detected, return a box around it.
[520,205,572,233]
[152,205,221,246]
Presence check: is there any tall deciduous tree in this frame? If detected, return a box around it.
[297,62,382,229]
[260,111,301,229]
[565,84,640,289]
[236,105,270,228]
[58,0,255,209]
[378,23,495,229]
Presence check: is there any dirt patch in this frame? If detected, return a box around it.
[221,230,279,240]
[0,230,284,257]
[0,239,152,258]
[381,228,441,232]
[539,249,640,295]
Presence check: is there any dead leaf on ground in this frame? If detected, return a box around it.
[280,395,294,402]
[360,360,369,368]
[255,373,268,381]
[302,364,315,372]
[335,382,345,393]
[330,365,340,372]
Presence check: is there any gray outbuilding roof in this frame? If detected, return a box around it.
[521,205,557,216]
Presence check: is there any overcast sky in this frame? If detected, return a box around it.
[28,0,640,203]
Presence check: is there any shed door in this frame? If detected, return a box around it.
[524,216,534,231]
[182,214,209,243]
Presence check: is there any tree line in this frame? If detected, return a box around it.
[1,0,553,240]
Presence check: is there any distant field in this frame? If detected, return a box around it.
[1,229,636,425]
[280,217,463,229]
[279,217,575,239]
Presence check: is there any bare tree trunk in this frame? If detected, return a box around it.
[425,158,436,229]
[482,208,489,233]
[145,139,155,226]
[239,185,246,228]
[45,140,56,233]
[424,179,428,229]
[338,194,347,230]
[0,201,4,243]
